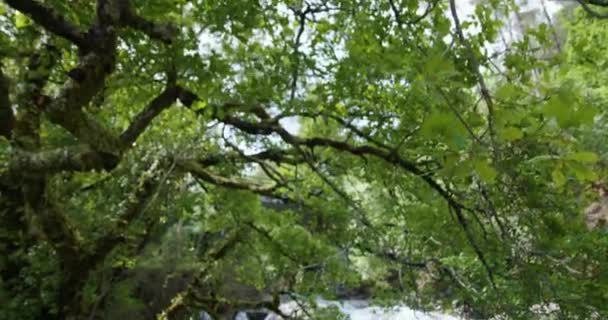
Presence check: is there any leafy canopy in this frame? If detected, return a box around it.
[1,0,608,319]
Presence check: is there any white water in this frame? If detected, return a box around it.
[290,299,460,320]
[231,299,461,320]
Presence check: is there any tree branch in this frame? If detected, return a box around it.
[218,114,455,204]
[159,230,242,320]
[21,0,123,154]
[87,168,162,269]
[209,148,300,166]
[0,68,13,139]
[577,0,608,18]
[7,145,118,176]
[9,44,86,273]
[449,0,497,151]
[45,51,122,154]
[6,81,187,177]
[180,159,280,195]
[389,0,437,26]
[120,86,182,146]
[388,0,403,25]
[58,160,175,319]
[120,7,178,44]
[4,0,91,50]
[203,99,501,289]
[187,100,462,214]
[585,0,608,6]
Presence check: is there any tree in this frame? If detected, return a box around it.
[1,0,608,319]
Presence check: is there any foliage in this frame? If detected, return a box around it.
[1,0,608,319]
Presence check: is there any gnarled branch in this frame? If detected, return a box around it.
[0,68,13,139]
[87,168,162,269]
[7,145,118,176]
[4,0,91,49]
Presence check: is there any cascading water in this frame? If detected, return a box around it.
[227,298,461,320]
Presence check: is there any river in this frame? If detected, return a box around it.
[227,298,461,320]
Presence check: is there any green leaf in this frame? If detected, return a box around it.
[495,83,519,101]
[193,100,208,111]
[552,166,566,187]
[335,102,347,115]
[499,126,523,141]
[566,151,599,163]
[474,159,497,184]
[424,52,455,78]
[542,96,572,128]
[567,162,598,181]
[576,105,596,126]
[541,82,594,129]
[466,112,484,127]
[421,112,464,138]
[15,13,31,28]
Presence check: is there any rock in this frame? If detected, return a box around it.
[584,183,608,230]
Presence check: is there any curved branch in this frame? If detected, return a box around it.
[577,0,608,18]
[5,84,187,177]
[389,0,438,26]
[215,111,456,206]
[180,159,280,195]
[44,48,120,155]
[5,0,91,49]
[120,86,182,146]
[152,149,299,170]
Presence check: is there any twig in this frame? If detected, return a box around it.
[448,0,498,155]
